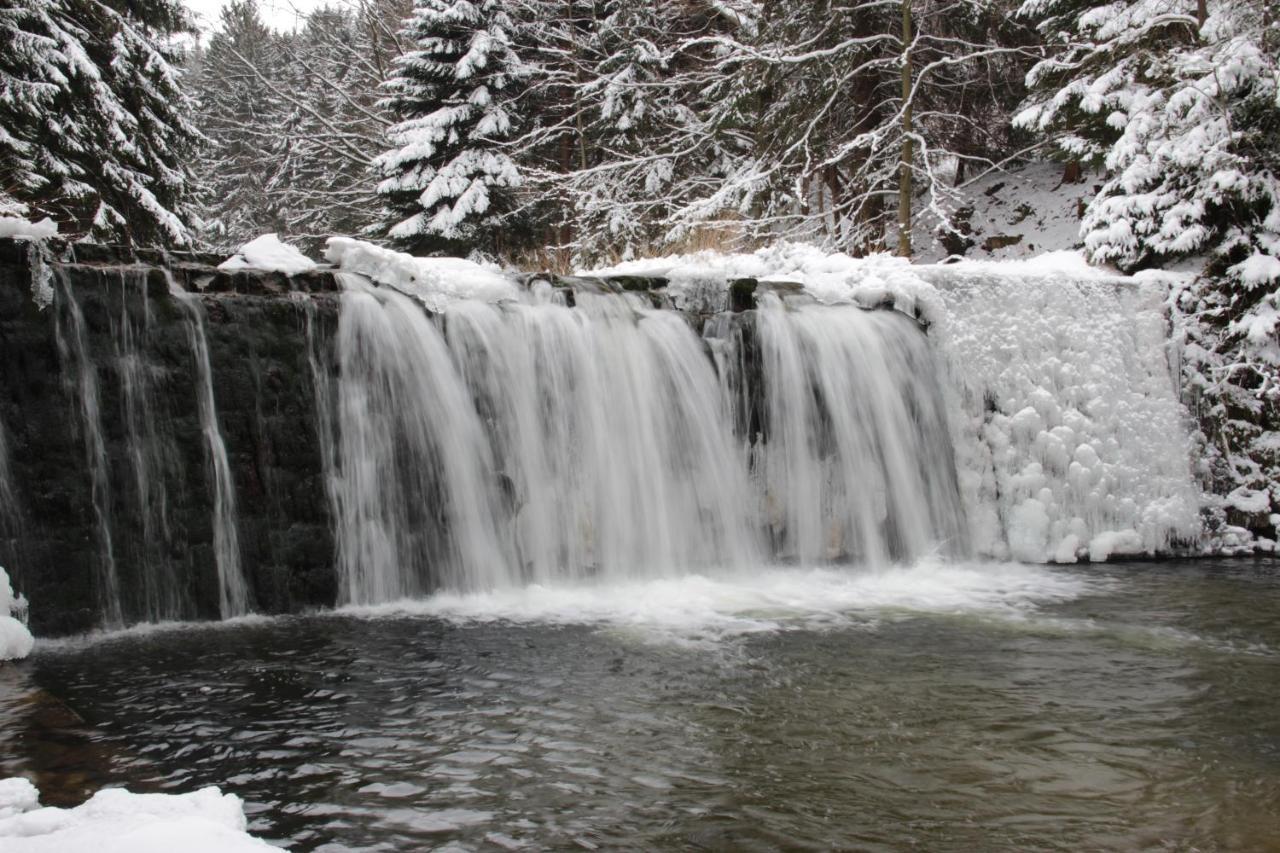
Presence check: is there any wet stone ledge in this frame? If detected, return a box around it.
[0,238,339,635]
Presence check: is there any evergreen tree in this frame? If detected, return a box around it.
[375,0,528,254]
[191,0,288,247]
[0,0,198,245]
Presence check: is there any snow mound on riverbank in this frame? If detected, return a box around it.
[0,778,276,852]
[0,567,32,661]
[219,233,317,275]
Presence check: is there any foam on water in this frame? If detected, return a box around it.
[336,559,1095,644]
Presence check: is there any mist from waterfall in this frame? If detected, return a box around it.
[329,280,968,605]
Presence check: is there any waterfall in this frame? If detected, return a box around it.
[112,270,181,621]
[331,279,513,604]
[444,291,760,585]
[717,295,968,564]
[52,270,123,627]
[173,290,250,618]
[329,276,964,603]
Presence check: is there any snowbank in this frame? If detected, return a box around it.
[218,234,317,275]
[0,217,58,241]
[0,566,32,661]
[325,237,518,312]
[0,778,277,852]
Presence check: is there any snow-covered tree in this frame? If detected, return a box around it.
[272,1,404,247]
[375,0,528,254]
[661,0,1030,256]
[190,0,287,246]
[0,0,198,245]
[1018,0,1280,531]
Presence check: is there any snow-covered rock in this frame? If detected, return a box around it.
[0,566,32,661]
[0,217,58,241]
[218,234,318,275]
[0,779,277,852]
[325,237,518,312]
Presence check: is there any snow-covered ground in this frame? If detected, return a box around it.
[0,778,276,852]
[0,216,58,241]
[911,161,1101,263]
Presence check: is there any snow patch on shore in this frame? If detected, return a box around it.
[0,779,276,852]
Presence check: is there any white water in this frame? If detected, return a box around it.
[52,270,122,627]
[338,559,1094,645]
[173,291,250,619]
[730,295,968,564]
[332,277,509,604]
[329,277,968,604]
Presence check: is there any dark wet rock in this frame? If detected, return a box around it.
[0,239,339,635]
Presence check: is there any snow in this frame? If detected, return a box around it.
[218,234,317,275]
[0,217,58,241]
[325,237,518,312]
[0,779,38,819]
[583,242,951,323]
[0,780,276,852]
[0,566,32,661]
[1233,252,1280,287]
[910,162,1101,263]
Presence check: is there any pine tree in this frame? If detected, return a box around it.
[0,0,197,245]
[375,0,528,254]
[191,0,288,247]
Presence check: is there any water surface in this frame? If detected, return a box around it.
[2,558,1278,850]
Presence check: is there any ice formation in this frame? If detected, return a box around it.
[0,566,32,661]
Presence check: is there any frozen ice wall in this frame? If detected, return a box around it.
[925,266,1201,562]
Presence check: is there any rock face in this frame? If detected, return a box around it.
[0,239,340,635]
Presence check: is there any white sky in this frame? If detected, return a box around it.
[183,0,331,33]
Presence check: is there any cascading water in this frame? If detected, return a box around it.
[112,270,182,621]
[715,294,968,565]
[328,274,966,604]
[173,289,251,618]
[444,290,760,584]
[52,269,123,626]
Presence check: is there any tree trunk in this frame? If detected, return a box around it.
[897,0,913,258]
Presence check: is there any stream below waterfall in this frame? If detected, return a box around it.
[2,557,1278,851]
